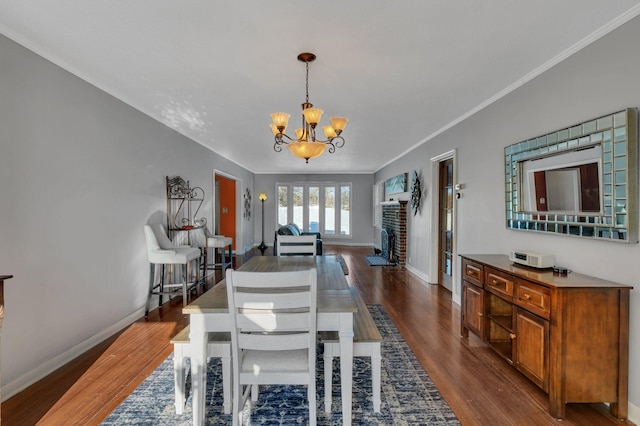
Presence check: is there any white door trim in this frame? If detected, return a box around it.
[429,149,460,303]
[213,169,243,254]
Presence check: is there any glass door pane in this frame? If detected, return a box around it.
[293,186,303,228]
[324,187,335,234]
[309,186,319,232]
[439,158,454,290]
[277,185,288,226]
[341,185,350,235]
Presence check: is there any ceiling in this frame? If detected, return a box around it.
[2,1,640,174]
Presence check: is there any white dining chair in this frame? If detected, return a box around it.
[143,224,201,316]
[226,267,318,426]
[275,234,318,256]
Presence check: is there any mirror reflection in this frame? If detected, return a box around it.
[519,145,602,215]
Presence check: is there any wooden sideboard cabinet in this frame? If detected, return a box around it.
[460,254,632,420]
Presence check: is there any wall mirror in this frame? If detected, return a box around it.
[505,108,638,243]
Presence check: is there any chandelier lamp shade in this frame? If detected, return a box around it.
[270,52,348,163]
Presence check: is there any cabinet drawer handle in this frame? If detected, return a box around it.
[492,279,498,285]
[477,312,483,317]
[523,293,531,300]
[510,333,517,340]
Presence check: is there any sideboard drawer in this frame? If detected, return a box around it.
[515,280,551,319]
[485,268,514,299]
[462,259,484,287]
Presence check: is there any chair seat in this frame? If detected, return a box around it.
[207,236,233,248]
[204,235,233,273]
[149,246,200,264]
[242,349,309,373]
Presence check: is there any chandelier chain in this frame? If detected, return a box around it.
[305,61,310,104]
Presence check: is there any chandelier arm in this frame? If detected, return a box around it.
[273,132,298,147]
[274,134,293,152]
[331,136,345,149]
[326,140,337,154]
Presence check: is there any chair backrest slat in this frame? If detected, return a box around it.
[276,235,317,256]
[236,312,311,332]
[230,270,313,288]
[235,291,312,310]
[239,332,310,351]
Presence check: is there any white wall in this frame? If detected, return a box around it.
[375,15,640,419]
[0,34,254,398]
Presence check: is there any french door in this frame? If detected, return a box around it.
[438,158,454,290]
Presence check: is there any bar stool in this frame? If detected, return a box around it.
[204,235,233,275]
[143,224,201,316]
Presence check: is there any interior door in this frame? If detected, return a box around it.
[215,174,236,250]
[438,158,454,290]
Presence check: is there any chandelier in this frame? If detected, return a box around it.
[270,52,348,163]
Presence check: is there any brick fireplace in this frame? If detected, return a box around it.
[381,200,407,266]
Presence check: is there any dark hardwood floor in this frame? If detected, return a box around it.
[3,246,634,425]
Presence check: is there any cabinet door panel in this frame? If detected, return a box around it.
[514,307,549,392]
[462,282,484,338]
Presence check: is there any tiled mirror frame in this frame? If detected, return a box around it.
[505,108,638,243]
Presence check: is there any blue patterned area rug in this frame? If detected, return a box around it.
[364,255,396,266]
[102,305,459,425]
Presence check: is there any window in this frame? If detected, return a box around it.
[277,182,352,237]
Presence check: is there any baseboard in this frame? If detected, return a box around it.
[1,308,144,401]
[405,264,432,284]
[628,400,640,424]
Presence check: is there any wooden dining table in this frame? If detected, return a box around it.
[183,255,358,426]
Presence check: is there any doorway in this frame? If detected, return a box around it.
[214,174,237,251]
[430,149,457,295]
[438,158,454,290]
